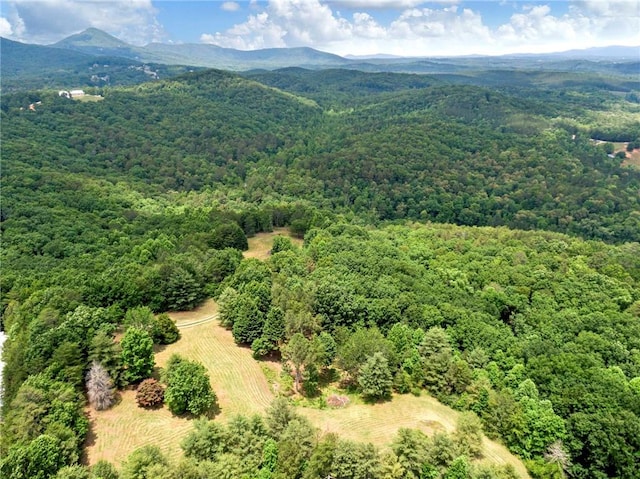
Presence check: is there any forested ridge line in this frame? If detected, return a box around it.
[2,68,639,244]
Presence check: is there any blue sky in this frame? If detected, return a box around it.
[1,1,638,56]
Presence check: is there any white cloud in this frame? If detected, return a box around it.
[204,0,352,50]
[1,0,166,45]
[221,2,241,12]
[0,17,14,36]
[202,11,288,50]
[495,1,640,53]
[328,0,429,8]
[577,0,640,17]
[201,0,639,56]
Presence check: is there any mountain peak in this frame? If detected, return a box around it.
[53,28,131,49]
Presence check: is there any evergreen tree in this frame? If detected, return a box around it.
[358,352,393,401]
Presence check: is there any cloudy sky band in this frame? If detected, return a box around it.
[1,0,638,56]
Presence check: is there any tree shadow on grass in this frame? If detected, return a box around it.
[167,400,222,420]
[361,394,393,405]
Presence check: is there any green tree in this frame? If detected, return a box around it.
[262,306,286,346]
[266,397,297,439]
[2,373,87,454]
[330,440,380,479]
[123,307,157,339]
[282,333,317,393]
[303,434,337,479]
[181,419,226,461]
[317,331,337,368]
[48,341,85,387]
[274,417,316,479]
[261,438,279,474]
[391,428,429,479]
[453,412,484,459]
[337,327,394,380]
[231,294,265,345]
[204,248,243,286]
[89,460,119,479]
[218,287,240,328]
[427,433,457,470]
[120,328,154,384]
[515,379,566,458]
[419,327,454,396]
[121,445,168,479]
[55,465,90,479]
[444,456,470,479]
[358,352,393,401]
[1,435,67,479]
[211,222,248,251]
[88,330,122,387]
[271,235,294,254]
[164,355,217,416]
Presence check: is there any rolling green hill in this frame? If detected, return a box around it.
[1,65,640,479]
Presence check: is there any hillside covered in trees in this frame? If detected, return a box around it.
[1,64,639,479]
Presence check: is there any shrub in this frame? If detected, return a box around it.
[155,313,180,344]
[136,379,165,408]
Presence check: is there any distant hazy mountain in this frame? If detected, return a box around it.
[344,53,405,60]
[49,28,349,70]
[0,37,200,92]
[2,27,635,87]
[541,45,640,60]
[52,27,140,59]
[142,43,350,69]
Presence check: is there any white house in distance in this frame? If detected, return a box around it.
[58,89,86,99]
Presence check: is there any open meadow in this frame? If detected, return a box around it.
[85,230,530,477]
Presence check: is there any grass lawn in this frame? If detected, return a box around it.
[74,95,104,102]
[85,299,275,466]
[299,394,530,478]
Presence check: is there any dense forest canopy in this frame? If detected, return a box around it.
[1,64,639,479]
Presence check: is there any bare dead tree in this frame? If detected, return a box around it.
[86,361,116,410]
[545,440,572,478]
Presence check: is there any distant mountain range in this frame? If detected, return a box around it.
[1,28,638,92]
[49,28,640,69]
[50,28,349,70]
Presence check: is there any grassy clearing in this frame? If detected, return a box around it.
[299,394,530,478]
[86,229,529,476]
[74,94,104,102]
[87,307,529,476]
[244,228,304,260]
[621,149,640,168]
[85,299,275,466]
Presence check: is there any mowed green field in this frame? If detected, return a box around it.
[300,396,529,477]
[85,299,276,465]
[85,231,530,477]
